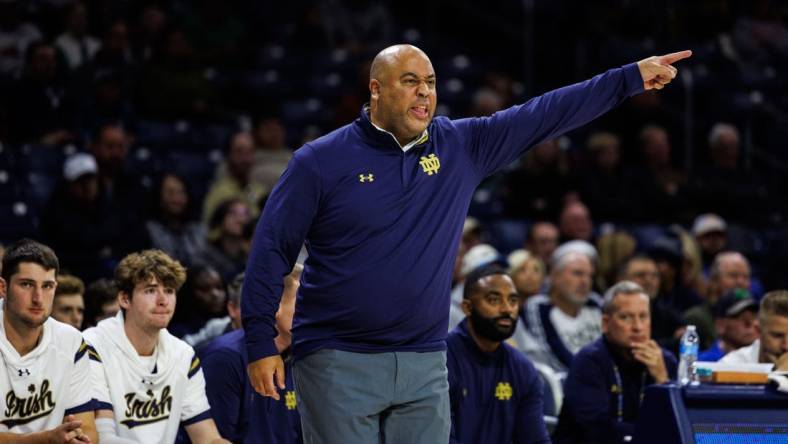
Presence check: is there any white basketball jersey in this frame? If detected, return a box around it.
[0,308,93,434]
[83,312,211,444]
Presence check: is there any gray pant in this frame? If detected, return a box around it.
[292,349,450,444]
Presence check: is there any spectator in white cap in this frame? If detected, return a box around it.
[42,152,150,282]
[62,152,99,204]
[692,213,727,271]
[448,244,507,330]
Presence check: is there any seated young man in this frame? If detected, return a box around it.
[83,249,230,444]
[0,239,97,443]
[447,265,549,444]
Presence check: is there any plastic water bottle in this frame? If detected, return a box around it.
[678,325,699,385]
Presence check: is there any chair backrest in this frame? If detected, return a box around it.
[533,361,564,417]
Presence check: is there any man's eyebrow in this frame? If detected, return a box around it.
[400,72,436,79]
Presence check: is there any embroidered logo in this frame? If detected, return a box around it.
[359,173,374,183]
[494,382,513,401]
[121,386,173,428]
[419,154,440,175]
[2,380,57,427]
[285,391,297,410]
[17,369,30,377]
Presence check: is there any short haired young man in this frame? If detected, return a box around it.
[721,290,788,370]
[83,249,230,443]
[0,239,97,443]
[447,265,549,443]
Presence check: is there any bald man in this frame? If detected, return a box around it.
[242,44,691,443]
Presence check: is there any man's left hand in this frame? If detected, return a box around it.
[631,340,669,383]
[637,50,693,90]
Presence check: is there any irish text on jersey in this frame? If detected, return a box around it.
[2,380,56,427]
[121,385,173,428]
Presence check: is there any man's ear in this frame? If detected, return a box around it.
[461,299,472,316]
[602,313,610,334]
[0,277,6,299]
[117,291,131,310]
[370,79,380,100]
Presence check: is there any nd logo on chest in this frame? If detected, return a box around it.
[357,154,441,183]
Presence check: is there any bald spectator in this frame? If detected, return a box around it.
[619,255,686,351]
[520,251,602,373]
[684,251,751,349]
[526,221,560,268]
[203,130,268,224]
[559,201,594,243]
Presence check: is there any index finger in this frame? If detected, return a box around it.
[61,420,82,431]
[658,50,692,65]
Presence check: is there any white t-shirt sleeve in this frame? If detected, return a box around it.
[65,339,95,414]
[180,354,212,425]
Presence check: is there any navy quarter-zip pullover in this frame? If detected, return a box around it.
[447,319,550,444]
[243,63,645,362]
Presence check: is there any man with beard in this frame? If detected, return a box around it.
[554,281,676,444]
[0,239,97,443]
[521,250,602,373]
[446,265,549,444]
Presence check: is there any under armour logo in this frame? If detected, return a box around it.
[17,369,30,377]
[141,378,154,386]
[419,154,440,175]
[359,173,374,183]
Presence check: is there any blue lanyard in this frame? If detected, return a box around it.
[611,363,647,423]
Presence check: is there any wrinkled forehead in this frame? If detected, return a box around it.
[373,46,435,81]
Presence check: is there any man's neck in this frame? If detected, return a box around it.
[124,320,159,356]
[2,312,43,357]
[551,293,581,317]
[466,321,501,353]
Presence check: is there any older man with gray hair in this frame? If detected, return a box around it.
[519,248,602,374]
[554,281,677,444]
